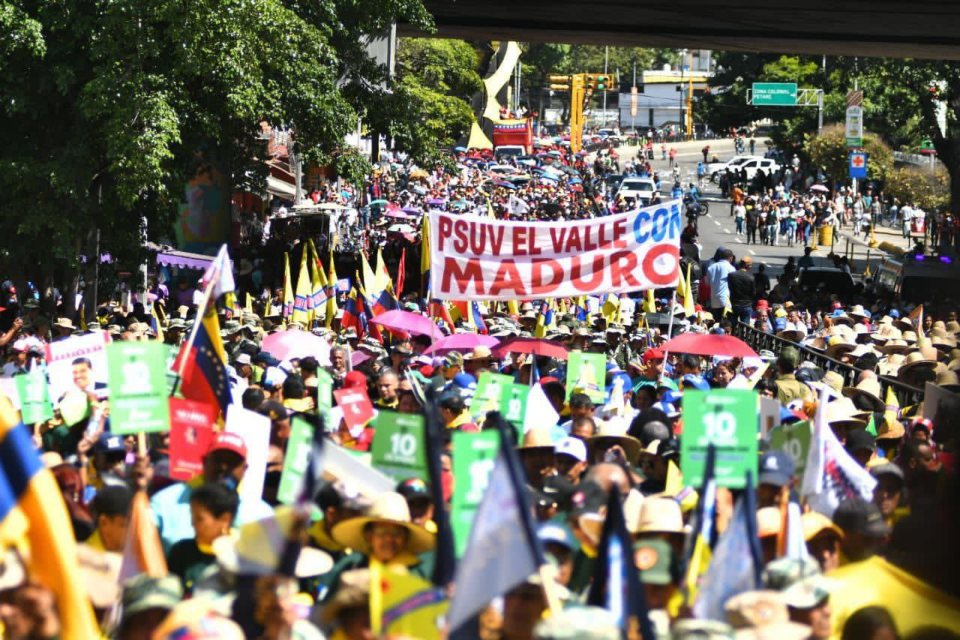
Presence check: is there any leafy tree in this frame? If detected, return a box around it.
[0,0,430,303]
[886,165,950,211]
[394,38,483,154]
[805,124,894,186]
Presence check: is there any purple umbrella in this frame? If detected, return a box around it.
[370,309,444,340]
[383,209,411,219]
[424,333,499,355]
[401,206,422,215]
[425,197,447,206]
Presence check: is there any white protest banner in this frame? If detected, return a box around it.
[429,200,682,301]
[45,333,111,402]
[225,405,271,504]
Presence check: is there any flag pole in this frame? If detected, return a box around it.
[175,251,223,382]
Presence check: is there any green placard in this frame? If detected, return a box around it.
[15,371,53,424]
[565,351,607,403]
[316,369,334,426]
[451,430,500,557]
[768,420,811,475]
[106,342,170,434]
[370,411,427,481]
[751,82,798,106]
[277,417,315,504]
[501,384,529,427]
[164,344,179,396]
[680,389,758,488]
[471,372,513,420]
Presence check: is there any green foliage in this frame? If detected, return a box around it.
[804,124,894,185]
[886,165,950,211]
[395,38,483,155]
[0,0,430,286]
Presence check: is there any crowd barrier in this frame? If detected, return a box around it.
[732,321,925,408]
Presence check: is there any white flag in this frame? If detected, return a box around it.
[446,454,539,632]
[203,244,236,300]
[523,383,559,434]
[801,388,877,518]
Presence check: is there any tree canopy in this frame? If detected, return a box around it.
[0,0,432,289]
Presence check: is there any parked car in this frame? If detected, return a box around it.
[708,155,758,182]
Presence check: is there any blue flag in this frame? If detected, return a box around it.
[692,471,764,620]
[446,413,544,632]
[586,486,655,640]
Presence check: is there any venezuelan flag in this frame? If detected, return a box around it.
[283,252,295,319]
[0,395,100,636]
[341,287,368,337]
[470,302,488,335]
[175,307,231,419]
[307,240,329,323]
[292,244,312,326]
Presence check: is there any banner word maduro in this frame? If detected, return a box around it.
[429,201,682,300]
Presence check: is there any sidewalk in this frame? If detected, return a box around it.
[832,219,917,258]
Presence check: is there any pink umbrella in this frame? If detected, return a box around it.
[492,337,569,360]
[424,333,499,355]
[370,310,444,340]
[659,333,758,358]
[261,330,332,365]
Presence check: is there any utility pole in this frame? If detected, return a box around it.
[602,46,609,127]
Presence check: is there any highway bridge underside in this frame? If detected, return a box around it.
[401,1,960,60]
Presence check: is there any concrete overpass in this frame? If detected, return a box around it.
[400,1,960,60]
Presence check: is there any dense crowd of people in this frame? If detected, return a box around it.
[0,138,959,640]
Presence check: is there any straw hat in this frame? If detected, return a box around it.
[878,353,906,376]
[895,316,917,332]
[330,493,435,563]
[464,345,494,361]
[876,416,906,441]
[824,337,857,359]
[214,507,334,578]
[777,329,805,342]
[935,367,960,392]
[946,320,960,336]
[587,418,643,464]
[902,330,919,344]
[879,339,909,355]
[823,397,867,429]
[829,313,854,328]
[898,349,939,387]
[809,370,845,394]
[871,323,901,344]
[847,343,880,360]
[53,317,76,330]
[518,426,557,453]
[632,496,684,535]
[848,305,870,321]
[841,377,885,412]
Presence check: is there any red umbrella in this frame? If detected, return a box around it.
[370,310,444,341]
[492,337,569,360]
[424,333,499,355]
[659,333,758,358]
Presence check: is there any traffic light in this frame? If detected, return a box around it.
[594,75,610,91]
[548,74,570,91]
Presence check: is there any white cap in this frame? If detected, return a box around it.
[555,437,587,463]
[234,353,252,366]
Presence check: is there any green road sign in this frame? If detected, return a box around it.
[370,411,428,481]
[681,389,758,488]
[752,83,798,106]
[451,430,500,556]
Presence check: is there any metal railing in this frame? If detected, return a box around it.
[732,321,925,407]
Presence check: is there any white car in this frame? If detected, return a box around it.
[739,157,781,180]
[709,155,758,182]
[616,177,656,203]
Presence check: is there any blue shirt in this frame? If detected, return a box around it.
[150,480,275,553]
[706,260,736,308]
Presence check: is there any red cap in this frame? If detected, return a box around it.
[539,376,560,386]
[756,299,769,310]
[343,371,368,390]
[207,432,247,459]
[643,348,665,362]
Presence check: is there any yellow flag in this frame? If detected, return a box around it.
[370,561,448,640]
[665,460,683,496]
[292,245,311,326]
[283,252,294,319]
[244,292,254,314]
[375,246,393,294]
[420,214,431,274]
[326,254,338,329]
[884,386,900,430]
[643,288,657,314]
[487,197,496,219]
[506,299,520,316]
[151,304,165,343]
[361,251,378,293]
[601,293,620,324]
[79,305,87,331]
[683,262,696,316]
